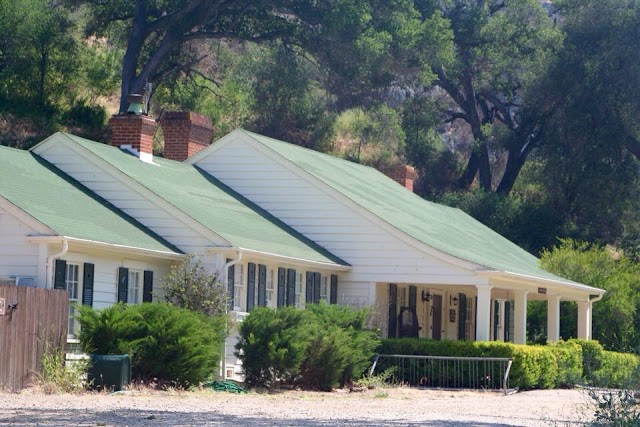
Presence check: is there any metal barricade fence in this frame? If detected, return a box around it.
[369,354,513,395]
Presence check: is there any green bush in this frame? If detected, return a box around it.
[77,303,226,387]
[236,304,380,391]
[236,307,312,388]
[592,351,640,389]
[548,340,583,387]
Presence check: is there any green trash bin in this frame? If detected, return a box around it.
[88,354,131,391]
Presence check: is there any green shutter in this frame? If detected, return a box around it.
[227,263,235,311]
[143,270,153,303]
[81,263,94,306]
[388,284,398,338]
[247,263,256,311]
[117,267,129,303]
[305,272,313,304]
[286,269,296,306]
[458,293,467,340]
[313,272,321,304]
[257,264,267,307]
[504,300,512,342]
[277,268,286,308]
[54,259,67,290]
[330,275,338,305]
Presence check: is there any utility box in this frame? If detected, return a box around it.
[88,354,131,391]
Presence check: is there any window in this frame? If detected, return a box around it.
[266,269,275,308]
[295,273,304,309]
[234,264,243,311]
[320,275,328,302]
[128,270,141,304]
[66,264,80,335]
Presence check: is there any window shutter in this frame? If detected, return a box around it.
[330,275,338,305]
[247,263,256,311]
[305,272,314,304]
[493,300,499,341]
[227,263,235,311]
[408,285,417,311]
[458,293,467,340]
[117,267,129,303]
[388,284,398,338]
[286,269,296,306]
[143,270,153,303]
[257,264,267,307]
[54,259,67,290]
[277,268,286,308]
[504,300,512,342]
[81,263,94,306]
[313,272,321,304]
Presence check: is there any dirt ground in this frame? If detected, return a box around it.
[0,387,593,426]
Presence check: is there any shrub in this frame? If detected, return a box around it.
[236,307,312,388]
[236,304,380,391]
[37,344,88,394]
[163,255,227,317]
[548,340,583,387]
[78,303,226,387]
[592,351,640,389]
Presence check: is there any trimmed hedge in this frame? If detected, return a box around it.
[379,338,639,390]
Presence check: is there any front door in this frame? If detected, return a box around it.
[432,294,442,340]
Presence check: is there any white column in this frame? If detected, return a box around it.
[547,295,561,343]
[475,285,493,341]
[513,290,528,344]
[577,301,592,340]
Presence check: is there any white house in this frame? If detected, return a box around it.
[0,111,604,379]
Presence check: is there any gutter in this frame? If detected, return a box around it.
[206,246,351,272]
[478,270,606,296]
[46,238,68,288]
[28,235,185,260]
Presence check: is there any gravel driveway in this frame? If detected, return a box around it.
[0,387,593,426]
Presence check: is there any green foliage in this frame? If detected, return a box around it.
[236,304,380,391]
[37,346,88,394]
[355,366,398,389]
[163,256,227,317]
[541,240,640,352]
[335,105,405,167]
[589,389,640,426]
[77,303,226,387]
[236,307,312,388]
[380,338,640,390]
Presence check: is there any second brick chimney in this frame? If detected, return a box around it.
[160,111,214,161]
[380,165,418,192]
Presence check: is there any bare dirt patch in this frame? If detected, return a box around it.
[0,387,592,426]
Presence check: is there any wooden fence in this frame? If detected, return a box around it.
[0,285,69,391]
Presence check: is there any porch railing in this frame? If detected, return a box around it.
[369,354,513,395]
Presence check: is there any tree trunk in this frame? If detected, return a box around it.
[458,151,480,189]
[119,0,149,113]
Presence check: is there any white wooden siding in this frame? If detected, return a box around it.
[0,212,39,279]
[195,139,476,290]
[35,142,222,252]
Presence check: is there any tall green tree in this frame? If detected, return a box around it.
[412,0,562,193]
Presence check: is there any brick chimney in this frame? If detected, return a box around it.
[159,111,214,161]
[108,114,158,163]
[380,165,418,192]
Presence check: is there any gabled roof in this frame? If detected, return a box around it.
[50,133,347,267]
[0,145,181,255]
[228,130,582,286]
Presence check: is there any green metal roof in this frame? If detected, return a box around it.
[57,133,346,266]
[239,130,576,284]
[0,145,180,254]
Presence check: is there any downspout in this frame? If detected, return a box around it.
[46,238,68,288]
[590,294,604,303]
[220,249,242,380]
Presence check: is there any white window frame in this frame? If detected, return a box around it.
[128,269,142,304]
[66,263,80,336]
[320,275,328,302]
[234,264,244,312]
[295,272,304,309]
[266,268,275,308]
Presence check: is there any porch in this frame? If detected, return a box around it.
[376,279,600,344]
